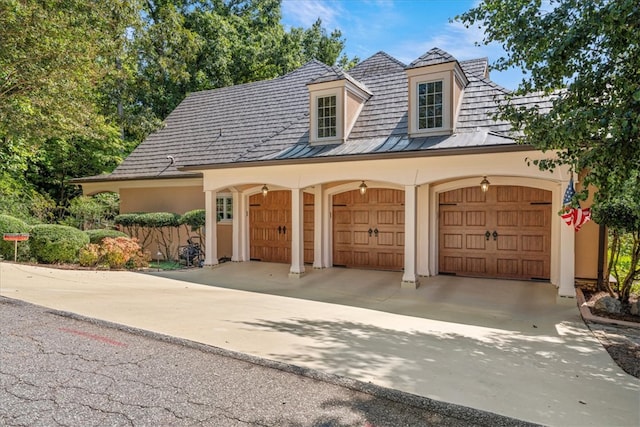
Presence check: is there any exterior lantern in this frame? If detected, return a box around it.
[480,176,490,193]
[261,184,269,197]
[359,181,368,195]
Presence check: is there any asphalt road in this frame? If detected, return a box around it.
[0,297,531,427]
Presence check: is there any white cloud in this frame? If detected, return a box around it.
[394,20,504,64]
[281,0,343,29]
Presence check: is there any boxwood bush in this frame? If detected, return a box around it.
[85,229,128,244]
[0,214,30,261]
[29,224,89,263]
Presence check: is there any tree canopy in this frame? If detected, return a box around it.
[0,0,355,219]
[457,0,639,203]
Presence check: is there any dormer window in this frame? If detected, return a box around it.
[418,81,443,129]
[406,48,469,137]
[307,67,372,145]
[317,95,337,139]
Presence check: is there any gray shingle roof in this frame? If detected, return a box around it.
[75,49,553,183]
[308,67,373,97]
[406,47,456,69]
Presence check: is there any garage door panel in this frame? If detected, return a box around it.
[466,234,487,250]
[466,257,487,274]
[522,210,548,227]
[522,235,545,252]
[442,211,463,226]
[466,211,486,226]
[497,210,519,227]
[354,231,369,245]
[439,185,551,280]
[496,258,520,276]
[465,187,486,203]
[250,190,314,264]
[333,188,404,271]
[444,234,462,249]
[376,231,394,246]
[497,234,518,251]
[353,210,369,224]
[377,210,394,224]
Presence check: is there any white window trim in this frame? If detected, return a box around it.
[309,87,344,144]
[408,70,452,137]
[216,193,233,223]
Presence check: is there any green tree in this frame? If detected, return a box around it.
[457,0,640,295]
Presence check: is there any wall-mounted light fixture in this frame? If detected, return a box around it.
[261,184,269,197]
[480,176,490,193]
[359,181,368,195]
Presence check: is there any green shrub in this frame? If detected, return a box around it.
[0,214,30,261]
[180,209,205,231]
[85,229,128,244]
[29,224,89,263]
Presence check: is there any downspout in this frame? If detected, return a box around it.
[597,224,606,287]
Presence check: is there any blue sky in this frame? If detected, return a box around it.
[281,0,524,90]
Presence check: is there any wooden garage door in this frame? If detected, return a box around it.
[439,186,551,280]
[249,191,314,264]
[333,188,404,271]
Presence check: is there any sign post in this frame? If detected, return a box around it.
[3,233,30,262]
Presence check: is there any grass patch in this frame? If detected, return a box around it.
[153,260,184,271]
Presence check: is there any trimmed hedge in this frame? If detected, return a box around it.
[0,214,30,260]
[29,224,89,263]
[180,209,205,231]
[86,229,128,244]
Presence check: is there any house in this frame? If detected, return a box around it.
[74,48,602,297]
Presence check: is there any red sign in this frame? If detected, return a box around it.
[3,233,29,242]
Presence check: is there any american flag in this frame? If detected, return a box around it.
[560,177,591,231]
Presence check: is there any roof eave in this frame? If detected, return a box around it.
[179,143,533,172]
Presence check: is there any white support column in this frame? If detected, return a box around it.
[204,190,219,267]
[558,182,576,297]
[417,184,430,276]
[313,185,324,268]
[289,188,305,277]
[322,189,332,268]
[402,185,419,288]
[231,189,244,262]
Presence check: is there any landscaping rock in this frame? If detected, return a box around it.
[631,301,639,316]
[594,296,622,314]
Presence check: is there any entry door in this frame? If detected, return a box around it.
[333,188,404,271]
[439,186,551,280]
[249,191,314,264]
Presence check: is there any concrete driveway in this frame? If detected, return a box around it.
[1,261,638,426]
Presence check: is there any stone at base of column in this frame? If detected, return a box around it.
[204,261,219,269]
[288,271,305,278]
[401,279,420,290]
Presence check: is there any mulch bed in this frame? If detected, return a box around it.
[582,290,640,379]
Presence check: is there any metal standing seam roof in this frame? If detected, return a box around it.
[74,48,553,183]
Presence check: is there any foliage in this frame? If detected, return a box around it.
[179,209,205,230]
[63,193,120,230]
[456,0,640,204]
[591,176,640,304]
[29,224,89,264]
[85,229,128,244]
[0,214,30,260]
[79,236,149,269]
[457,0,640,297]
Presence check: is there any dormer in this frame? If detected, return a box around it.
[405,48,468,137]
[307,68,372,144]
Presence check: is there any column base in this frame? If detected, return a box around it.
[401,279,420,290]
[288,270,305,278]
